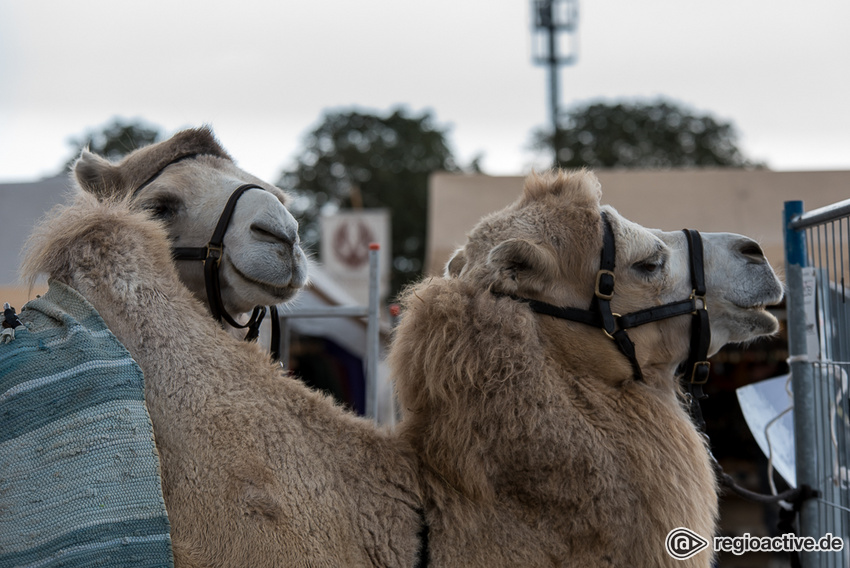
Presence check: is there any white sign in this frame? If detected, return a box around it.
[320,210,391,305]
[801,267,819,360]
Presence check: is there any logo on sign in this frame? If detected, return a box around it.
[665,527,709,560]
[332,220,376,269]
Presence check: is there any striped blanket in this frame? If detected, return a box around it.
[0,281,173,568]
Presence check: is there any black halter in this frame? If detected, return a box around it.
[499,212,711,395]
[495,212,820,558]
[134,156,281,360]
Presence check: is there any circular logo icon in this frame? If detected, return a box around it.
[665,527,709,560]
[332,220,376,269]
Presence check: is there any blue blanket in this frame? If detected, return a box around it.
[0,281,173,568]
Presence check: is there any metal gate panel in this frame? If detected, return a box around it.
[785,199,850,567]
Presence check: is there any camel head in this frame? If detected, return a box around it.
[72,127,308,315]
[445,169,783,383]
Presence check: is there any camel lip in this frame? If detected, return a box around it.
[733,301,766,309]
[227,258,303,300]
[730,290,784,311]
[730,302,773,312]
[731,296,783,311]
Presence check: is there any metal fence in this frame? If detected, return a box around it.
[276,245,384,423]
[785,199,850,567]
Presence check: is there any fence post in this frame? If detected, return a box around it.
[275,244,383,423]
[366,244,381,424]
[784,200,819,567]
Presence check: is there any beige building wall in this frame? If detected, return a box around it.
[0,285,48,312]
[427,169,850,276]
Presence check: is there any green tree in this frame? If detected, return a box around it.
[533,99,758,169]
[65,117,162,168]
[279,107,460,298]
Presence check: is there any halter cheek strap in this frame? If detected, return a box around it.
[591,213,644,380]
[172,183,266,330]
[683,229,711,385]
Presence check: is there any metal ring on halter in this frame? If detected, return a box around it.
[601,313,622,341]
[689,290,707,313]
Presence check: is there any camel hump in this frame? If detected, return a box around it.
[521,168,602,207]
[73,126,231,199]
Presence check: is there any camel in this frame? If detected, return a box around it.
[72,126,308,328]
[21,169,783,567]
[71,128,402,419]
[390,170,783,567]
[22,192,426,567]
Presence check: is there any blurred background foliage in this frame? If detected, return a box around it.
[64,118,162,169]
[532,98,757,169]
[64,99,757,299]
[277,107,462,297]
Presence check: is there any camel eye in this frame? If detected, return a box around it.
[633,258,664,275]
[142,195,182,220]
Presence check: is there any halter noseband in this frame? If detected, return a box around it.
[499,212,711,392]
[134,155,281,359]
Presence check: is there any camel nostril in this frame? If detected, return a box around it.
[251,223,295,246]
[739,241,765,262]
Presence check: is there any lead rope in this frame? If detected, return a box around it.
[414,507,430,568]
[1,303,25,344]
[691,399,817,568]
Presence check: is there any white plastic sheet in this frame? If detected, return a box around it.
[736,374,796,487]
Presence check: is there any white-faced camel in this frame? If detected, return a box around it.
[73,126,308,333]
[21,169,782,567]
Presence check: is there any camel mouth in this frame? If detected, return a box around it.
[747,305,780,328]
[731,297,782,312]
[727,300,782,338]
[228,258,302,301]
[729,288,784,312]
[733,302,769,311]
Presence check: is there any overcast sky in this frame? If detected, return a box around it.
[1,0,848,184]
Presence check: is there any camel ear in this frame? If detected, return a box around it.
[487,238,559,292]
[74,150,124,198]
[445,248,466,278]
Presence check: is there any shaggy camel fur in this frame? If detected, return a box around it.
[24,169,782,567]
[23,194,424,568]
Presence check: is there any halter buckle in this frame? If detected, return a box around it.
[690,290,707,313]
[595,269,615,300]
[689,361,711,384]
[205,243,223,265]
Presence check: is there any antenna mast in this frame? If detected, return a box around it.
[531,0,579,165]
